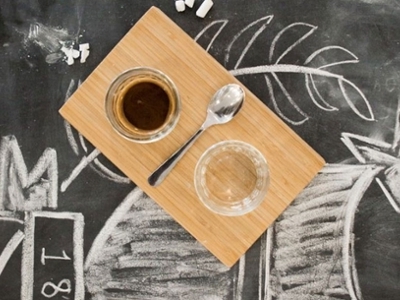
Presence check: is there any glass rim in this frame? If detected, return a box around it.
[105,67,181,143]
[194,140,270,216]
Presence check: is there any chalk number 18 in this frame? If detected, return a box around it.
[40,248,72,298]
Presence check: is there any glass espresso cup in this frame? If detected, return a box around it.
[194,140,270,216]
[105,67,181,143]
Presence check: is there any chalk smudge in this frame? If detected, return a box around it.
[25,22,73,64]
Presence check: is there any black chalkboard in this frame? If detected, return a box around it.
[1,0,400,299]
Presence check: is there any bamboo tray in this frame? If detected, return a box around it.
[60,6,325,267]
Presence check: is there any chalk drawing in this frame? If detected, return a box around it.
[84,188,143,270]
[264,164,383,300]
[0,135,58,211]
[85,187,235,299]
[194,20,229,52]
[263,109,400,299]
[341,131,400,213]
[61,80,130,192]
[0,230,24,276]
[64,79,80,156]
[21,211,84,300]
[61,148,101,192]
[195,16,375,125]
[23,0,87,66]
[224,15,274,69]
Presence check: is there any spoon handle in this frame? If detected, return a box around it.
[148,127,205,187]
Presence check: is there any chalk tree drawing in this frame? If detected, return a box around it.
[195,16,375,125]
[0,135,58,211]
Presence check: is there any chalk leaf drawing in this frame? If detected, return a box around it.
[195,16,375,125]
[0,135,58,211]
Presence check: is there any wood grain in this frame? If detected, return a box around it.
[59,6,325,267]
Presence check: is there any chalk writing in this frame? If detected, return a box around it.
[21,211,84,300]
[41,279,72,298]
[0,135,58,211]
[41,248,71,266]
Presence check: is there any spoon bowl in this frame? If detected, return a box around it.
[205,84,244,125]
[148,84,245,187]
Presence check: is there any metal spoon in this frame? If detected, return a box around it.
[148,83,245,187]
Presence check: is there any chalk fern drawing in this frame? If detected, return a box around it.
[195,16,375,125]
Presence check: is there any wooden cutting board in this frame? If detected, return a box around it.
[60,6,325,267]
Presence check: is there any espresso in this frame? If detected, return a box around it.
[122,81,170,131]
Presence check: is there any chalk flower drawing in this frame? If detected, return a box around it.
[195,16,375,125]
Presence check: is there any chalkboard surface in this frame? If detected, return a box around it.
[1,0,400,299]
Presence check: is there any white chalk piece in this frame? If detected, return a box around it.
[196,0,213,18]
[175,0,186,12]
[79,43,90,51]
[72,49,80,59]
[79,43,90,63]
[61,46,74,65]
[80,50,90,63]
[185,0,195,8]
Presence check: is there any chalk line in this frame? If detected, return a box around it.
[194,20,228,52]
[235,255,245,300]
[225,15,273,67]
[61,148,100,192]
[264,74,307,126]
[64,79,80,156]
[84,188,143,270]
[269,22,317,64]
[376,177,400,214]
[264,227,273,300]
[0,230,24,276]
[305,45,359,68]
[305,74,338,111]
